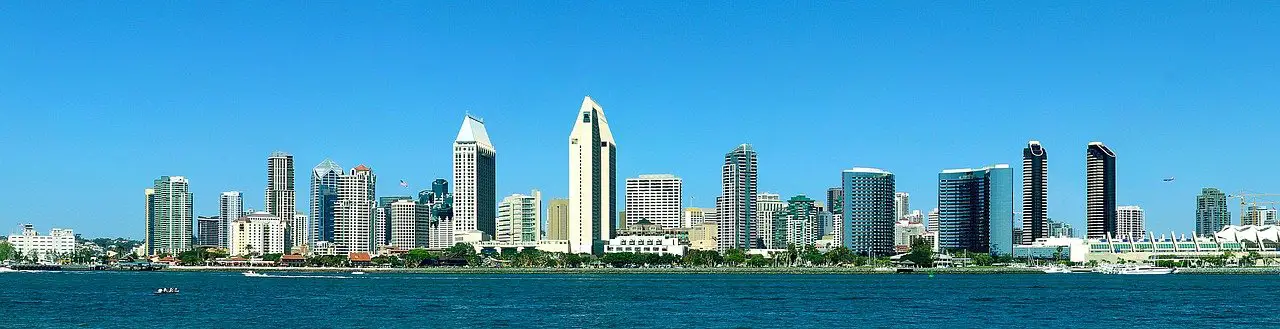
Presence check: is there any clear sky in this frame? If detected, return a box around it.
[2,2,1278,238]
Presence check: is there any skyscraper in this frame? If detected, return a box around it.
[387,199,420,249]
[842,168,896,255]
[421,179,455,249]
[717,144,758,251]
[624,174,683,229]
[265,151,299,251]
[776,195,822,248]
[1115,206,1145,239]
[1022,141,1048,244]
[756,193,785,249]
[1086,142,1117,239]
[1196,188,1231,235]
[334,165,376,254]
[454,114,497,239]
[145,188,155,255]
[310,159,343,246]
[546,199,569,240]
[378,196,414,246]
[893,192,910,220]
[1047,218,1075,238]
[147,176,193,255]
[496,190,542,244]
[927,208,939,233]
[1243,206,1279,226]
[219,191,243,248]
[938,165,1014,255]
[568,96,617,254]
[196,216,222,247]
[825,187,843,215]
[230,212,286,256]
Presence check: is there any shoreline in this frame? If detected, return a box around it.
[153,266,1280,275]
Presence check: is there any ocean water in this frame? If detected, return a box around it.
[1,271,1275,328]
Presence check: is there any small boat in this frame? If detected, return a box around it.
[242,271,268,277]
[0,267,16,273]
[1040,266,1071,274]
[153,288,179,295]
[1116,266,1175,275]
[351,271,366,275]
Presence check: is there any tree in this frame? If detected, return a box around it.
[602,252,639,267]
[745,254,769,267]
[0,242,14,262]
[723,249,747,266]
[902,239,933,267]
[261,253,283,262]
[824,247,855,265]
[801,245,824,266]
[971,253,994,266]
[402,248,436,267]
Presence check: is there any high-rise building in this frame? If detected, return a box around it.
[894,192,910,220]
[334,165,376,254]
[265,151,300,251]
[774,195,822,248]
[377,196,413,246]
[937,165,1014,255]
[717,144,758,251]
[841,168,896,256]
[1196,188,1231,235]
[682,208,715,228]
[568,96,617,254]
[1242,205,1279,226]
[902,210,924,225]
[147,176,193,255]
[310,159,343,246]
[756,193,785,249]
[1086,142,1117,239]
[196,216,222,247]
[455,114,497,239]
[218,191,242,248]
[1116,206,1145,239]
[230,212,286,256]
[1047,218,1075,238]
[497,190,542,244]
[546,199,569,240]
[624,174,683,229]
[1022,141,1049,244]
[825,187,843,215]
[420,179,455,249]
[387,199,421,249]
[927,208,939,232]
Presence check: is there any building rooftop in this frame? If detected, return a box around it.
[456,114,494,150]
[843,167,891,174]
[269,151,291,158]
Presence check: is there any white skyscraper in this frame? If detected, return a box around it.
[624,174,683,229]
[682,208,716,228]
[388,199,421,249]
[496,190,543,244]
[230,212,287,256]
[927,208,940,232]
[454,115,497,240]
[265,151,300,251]
[568,96,617,254]
[894,192,910,220]
[1116,206,1145,239]
[756,193,785,249]
[334,165,376,254]
[147,176,193,255]
[219,191,243,248]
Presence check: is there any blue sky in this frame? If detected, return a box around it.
[1,2,1277,238]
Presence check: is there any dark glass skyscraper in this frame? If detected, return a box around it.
[841,168,895,256]
[1022,141,1048,244]
[938,165,1014,255]
[1086,142,1117,239]
[1196,188,1230,236]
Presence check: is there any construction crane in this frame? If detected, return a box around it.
[1227,192,1280,226]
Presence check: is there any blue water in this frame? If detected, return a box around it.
[1,271,1274,328]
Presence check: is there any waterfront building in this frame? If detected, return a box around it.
[377,196,414,246]
[496,190,543,244]
[147,176,193,255]
[455,114,498,239]
[624,174,682,229]
[927,208,940,232]
[1242,206,1278,226]
[1012,237,1088,263]
[1012,227,1024,246]
[842,168,896,256]
[229,212,287,256]
[1086,142,1117,239]
[894,192,910,220]
[218,191,242,248]
[310,159,343,246]
[388,199,422,249]
[334,165,376,254]
[1116,206,1146,239]
[420,179,455,249]
[568,96,617,254]
[1022,140,1049,244]
[1048,218,1075,238]
[825,187,843,217]
[938,165,1014,255]
[196,216,223,247]
[893,220,926,253]
[756,193,785,249]
[617,219,691,243]
[265,151,301,251]
[1196,188,1231,236]
[771,195,822,248]
[7,224,75,262]
[717,144,758,252]
[603,235,687,256]
[682,207,715,228]
[546,199,569,240]
[687,222,719,251]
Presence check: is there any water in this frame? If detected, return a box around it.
[2,271,1275,328]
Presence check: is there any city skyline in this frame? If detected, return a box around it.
[4,3,1280,238]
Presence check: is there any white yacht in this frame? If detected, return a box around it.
[351,271,366,275]
[1040,266,1071,274]
[1116,266,1176,275]
[242,271,268,277]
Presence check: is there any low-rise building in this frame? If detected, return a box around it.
[1012,238,1088,263]
[7,224,75,262]
[687,222,718,251]
[604,235,686,256]
[893,220,925,253]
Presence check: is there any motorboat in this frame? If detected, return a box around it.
[153,288,179,295]
[351,271,366,275]
[1040,266,1071,274]
[1116,266,1176,275]
[242,271,268,277]
[0,267,16,273]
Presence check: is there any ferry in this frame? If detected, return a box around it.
[242,271,268,277]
